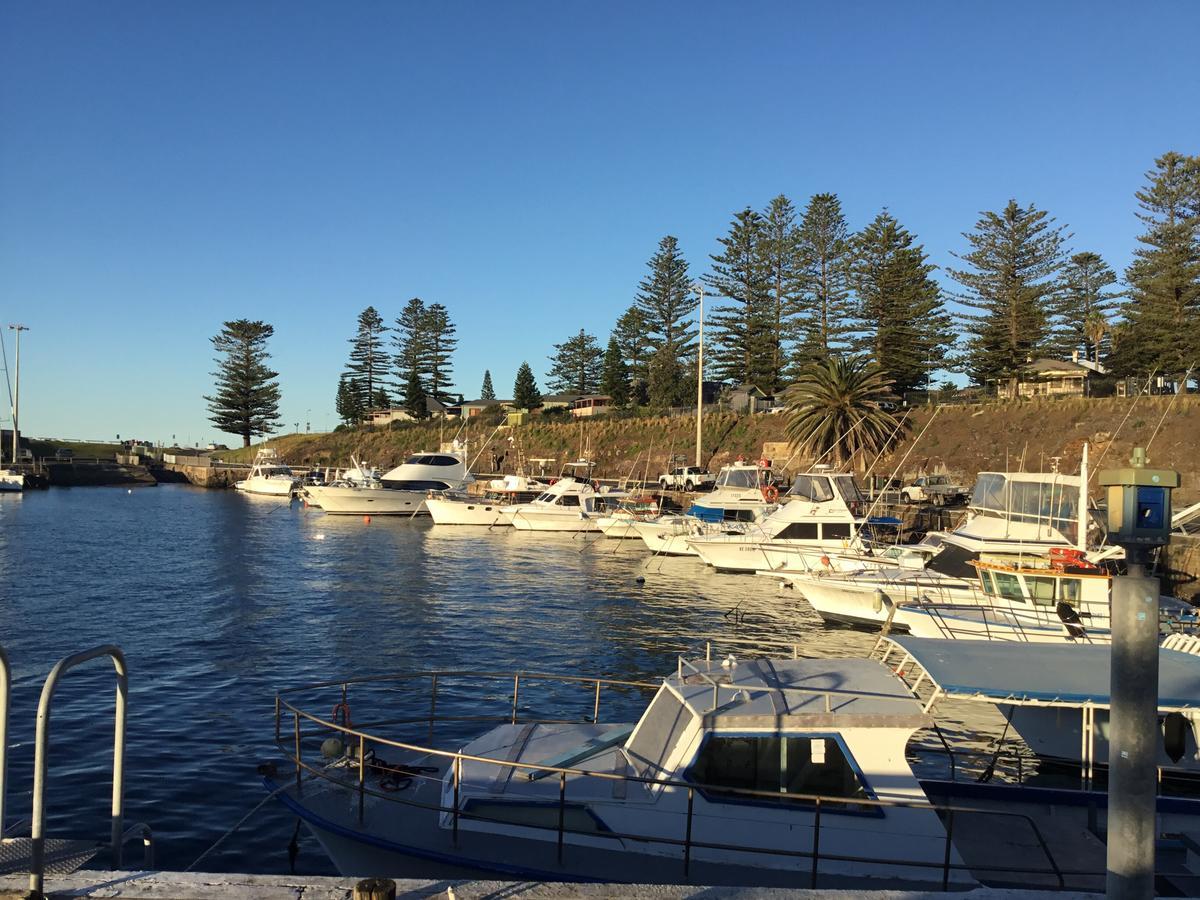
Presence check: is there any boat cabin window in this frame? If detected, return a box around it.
[1026,575,1057,606]
[536,492,554,503]
[776,522,818,540]
[833,476,864,503]
[822,522,852,540]
[558,494,580,507]
[990,571,1026,603]
[723,509,758,523]
[404,455,460,467]
[788,475,834,502]
[716,468,759,490]
[384,480,453,491]
[687,734,869,808]
[969,473,1079,544]
[1060,578,1082,604]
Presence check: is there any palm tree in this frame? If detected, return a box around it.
[782,355,904,469]
[1083,311,1109,367]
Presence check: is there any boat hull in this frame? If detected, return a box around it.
[305,485,428,515]
[507,509,600,532]
[426,496,510,526]
[235,477,296,497]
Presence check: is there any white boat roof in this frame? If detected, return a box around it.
[886,636,1200,712]
[667,658,928,728]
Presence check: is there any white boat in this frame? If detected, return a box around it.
[426,475,547,526]
[594,495,661,539]
[687,469,872,572]
[270,653,981,888]
[0,470,24,492]
[502,477,625,532]
[634,460,781,556]
[234,449,299,497]
[304,451,474,516]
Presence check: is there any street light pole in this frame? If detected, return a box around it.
[9,325,28,465]
[694,282,704,469]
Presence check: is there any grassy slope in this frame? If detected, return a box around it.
[223,396,1200,503]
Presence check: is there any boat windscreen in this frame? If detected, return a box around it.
[970,473,1080,543]
[834,476,864,503]
[716,468,758,489]
[788,475,834,502]
[925,543,980,579]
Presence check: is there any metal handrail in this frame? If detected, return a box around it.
[274,675,1067,889]
[0,645,8,837]
[28,645,128,899]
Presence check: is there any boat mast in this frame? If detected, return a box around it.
[695,282,704,469]
[9,325,27,465]
[1078,441,1089,552]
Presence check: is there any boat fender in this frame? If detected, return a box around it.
[1164,712,1189,764]
[872,588,886,613]
[820,555,832,569]
[321,737,345,759]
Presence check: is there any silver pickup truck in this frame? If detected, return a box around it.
[658,466,715,492]
[901,474,969,505]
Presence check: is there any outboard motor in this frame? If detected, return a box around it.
[1056,601,1087,640]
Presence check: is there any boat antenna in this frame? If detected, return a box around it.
[0,328,12,413]
[1088,365,1159,483]
[859,405,943,525]
[1146,361,1195,453]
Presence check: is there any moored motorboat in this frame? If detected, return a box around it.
[0,469,24,492]
[305,451,473,516]
[234,448,299,497]
[426,475,547,526]
[502,477,626,532]
[595,495,660,539]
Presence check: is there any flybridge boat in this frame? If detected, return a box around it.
[426,475,548,526]
[304,451,474,516]
[234,448,299,497]
[687,470,881,573]
[268,649,1157,889]
[502,477,627,532]
[633,460,781,556]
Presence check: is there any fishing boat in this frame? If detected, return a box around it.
[234,448,299,497]
[426,475,547,526]
[632,460,780,556]
[687,469,878,573]
[501,477,626,533]
[0,469,23,492]
[595,495,661,539]
[267,648,1162,890]
[304,451,473,516]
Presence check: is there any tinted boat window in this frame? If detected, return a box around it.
[1027,575,1056,606]
[822,523,852,540]
[688,735,869,809]
[788,476,834,502]
[776,522,818,540]
[626,690,694,778]
[991,571,1025,603]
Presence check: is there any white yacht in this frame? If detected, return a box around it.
[0,470,24,492]
[426,475,547,526]
[633,460,781,556]
[304,451,473,516]
[594,495,661,539]
[687,470,872,573]
[502,477,626,532]
[270,653,974,888]
[234,448,299,497]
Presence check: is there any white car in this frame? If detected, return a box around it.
[658,466,715,492]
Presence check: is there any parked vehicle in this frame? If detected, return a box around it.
[902,474,969,506]
[658,466,714,492]
[54,447,74,460]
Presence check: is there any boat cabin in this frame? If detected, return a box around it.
[381,452,472,492]
[958,471,1084,550]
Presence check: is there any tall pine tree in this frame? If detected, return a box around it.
[513,362,542,410]
[1057,252,1122,364]
[393,298,429,414]
[335,375,364,426]
[403,368,427,420]
[1116,152,1200,383]
[345,306,389,411]
[848,210,952,396]
[704,208,774,388]
[424,302,457,403]
[613,304,652,403]
[600,336,631,407]
[794,193,854,365]
[634,235,697,360]
[947,200,1069,390]
[546,329,604,394]
[761,195,804,391]
[205,320,283,446]
[480,370,496,401]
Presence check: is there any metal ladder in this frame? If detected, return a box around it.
[0,644,153,898]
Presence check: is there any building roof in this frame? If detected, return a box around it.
[542,393,583,403]
[731,383,769,397]
[1022,358,1091,375]
[461,398,513,407]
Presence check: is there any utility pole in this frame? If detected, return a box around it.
[1099,448,1180,900]
[9,325,28,465]
[694,282,704,469]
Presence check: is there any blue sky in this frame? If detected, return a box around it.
[2,2,1198,443]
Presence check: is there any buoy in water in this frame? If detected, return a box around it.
[363,515,371,525]
[635,575,645,584]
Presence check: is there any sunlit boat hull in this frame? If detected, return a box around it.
[426,496,510,526]
[304,485,427,515]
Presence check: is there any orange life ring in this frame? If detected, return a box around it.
[758,458,770,469]
[762,485,780,503]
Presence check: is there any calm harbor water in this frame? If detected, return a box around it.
[0,484,1004,875]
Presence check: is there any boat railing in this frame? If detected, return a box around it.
[273,669,1072,891]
